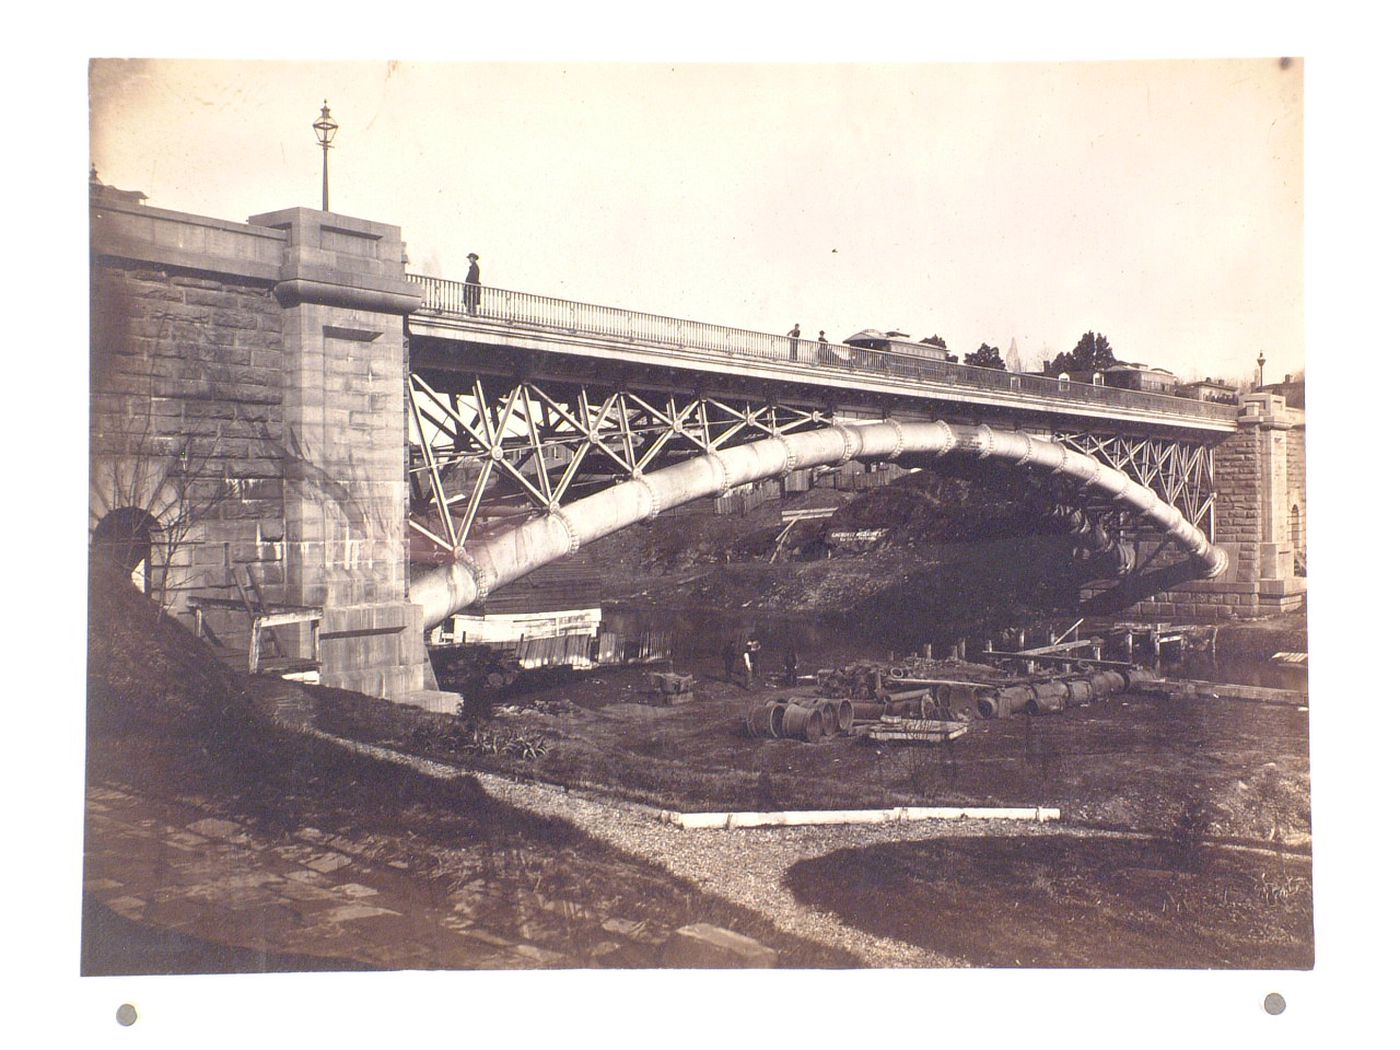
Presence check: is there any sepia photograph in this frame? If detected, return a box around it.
[29,10,1388,1042]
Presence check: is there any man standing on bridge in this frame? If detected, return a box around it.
[787,323,801,361]
[464,253,482,314]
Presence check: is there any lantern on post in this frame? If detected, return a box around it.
[312,101,339,212]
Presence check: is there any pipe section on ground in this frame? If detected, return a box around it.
[411,420,1228,629]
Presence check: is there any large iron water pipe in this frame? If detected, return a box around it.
[409,420,1228,630]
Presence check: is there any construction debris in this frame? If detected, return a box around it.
[747,653,1164,742]
[651,672,695,704]
[862,715,969,744]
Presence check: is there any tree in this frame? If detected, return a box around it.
[920,334,947,350]
[1046,331,1116,375]
[964,343,1006,370]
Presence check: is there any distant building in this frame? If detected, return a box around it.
[1176,376,1239,404]
[1005,337,1025,374]
[1102,363,1178,394]
[1051,369,1107,386]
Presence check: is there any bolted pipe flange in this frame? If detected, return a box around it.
[549,505,582,557]
[971,423,995,459]
[930,419,955,457]
[835,423,858,464]
[887,418,906,461]
[1079,458,1103,489]
[776,434,798,477]
[457,553,494,601]
[1012,432,1036,467]
[707,453,733,496]
[1104,472,1132,501]
[1047,442,1070,474]
[635,474,662,521]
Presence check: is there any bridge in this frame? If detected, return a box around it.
[88,192,1305,708]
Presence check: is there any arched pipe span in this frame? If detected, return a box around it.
[409,420,1229,630]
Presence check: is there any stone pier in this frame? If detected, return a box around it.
[90,187,453,707]
[1085,391,1307,621]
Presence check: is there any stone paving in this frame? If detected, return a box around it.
[83,779,623,970]
[83,716,1066,971]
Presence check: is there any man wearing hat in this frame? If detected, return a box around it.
[464,253,482,314]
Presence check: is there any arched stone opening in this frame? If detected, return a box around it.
[91,507,161,593]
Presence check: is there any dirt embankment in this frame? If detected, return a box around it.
[84,561,860,970]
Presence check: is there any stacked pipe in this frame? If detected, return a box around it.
[745,697,855,743]
[975,665,1153,719]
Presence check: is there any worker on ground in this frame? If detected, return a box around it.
[783,645,799,686]
[744,637,762,689]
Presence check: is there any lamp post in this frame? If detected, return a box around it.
[312,101,338,212]
[1256,351,1266,390]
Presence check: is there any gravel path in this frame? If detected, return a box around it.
[473,769,967,966]
[306,726,1059,966]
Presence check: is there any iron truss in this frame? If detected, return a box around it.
[1054,430,1215,541]
[406,372,834,558]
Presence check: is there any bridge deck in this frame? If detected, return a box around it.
[406,276,1238,435]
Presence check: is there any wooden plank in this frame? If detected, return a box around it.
[253,610,323,630]
[982,650,1132,669]
[865,725,968,743]
[245,568,285,658]
[186,596,320,612]
[1011,638,1101,656]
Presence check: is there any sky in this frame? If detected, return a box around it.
[89,57,1303,384]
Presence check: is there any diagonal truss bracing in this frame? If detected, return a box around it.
[1054,430,1216,540]
[407,371,1221,560]
[407,372,833,555]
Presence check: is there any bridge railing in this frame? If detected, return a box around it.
[409,274,1238,422]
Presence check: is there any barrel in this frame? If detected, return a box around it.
[816,701,838,737]
[835,698,855,734]
[977,693,1011,719]
[985,686,1041,722]
[746,701,787,739]
[1123,667,1158,690]
[1088,670,1126,698]
[1064,677,1095,706]
[782,703,823,743]
[1027,681,1068,715]
[945,684,984,722]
